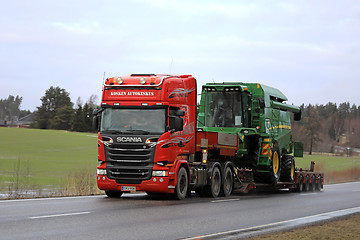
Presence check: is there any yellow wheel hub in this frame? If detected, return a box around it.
[291,161,295,178]
[273,151,279,174]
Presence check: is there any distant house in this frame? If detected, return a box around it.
[16,113,35,128]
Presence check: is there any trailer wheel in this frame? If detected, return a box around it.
[174,167,188,200]
[310,175,316,192]
[105,191,123,198]
[221,166,233,197]
[206,166,222,198]
[280,155,295,182]
[304,175,310,192]
[297,175,304,192]
[315,176,322,191]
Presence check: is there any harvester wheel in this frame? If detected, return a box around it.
[304,175,310,192]
[221,166,233,197]
[105,191,123,198]
[206,166,222,198]
[269,143,281,184]
[280,155,295,182]
[253,142,281,184]
[174,167,188,200]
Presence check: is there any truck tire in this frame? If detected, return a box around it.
[205,166,222,198]
[221,165,233,197]
[304,175,310,192]
[174,167,188,200]
[280,155,295,182]
[105,191,123,198]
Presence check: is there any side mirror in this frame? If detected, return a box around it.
[174,117,184,132]
[294,110,301,121]
[176,110,185,116]
[294,142,304,157]
[92,116,99,130]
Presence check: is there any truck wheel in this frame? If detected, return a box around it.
[310,175,316,192]
[297,175,304,192]
[174,167,188,200]
[304,175,310,192]
[280,155,295,182]
[206,166,222,198]
[105,191,123,198]
[221,166,233,197]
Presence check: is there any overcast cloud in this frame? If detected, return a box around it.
[1,0,359,110]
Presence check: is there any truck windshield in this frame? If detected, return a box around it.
[204,91,243,128]
[101,108,166,134]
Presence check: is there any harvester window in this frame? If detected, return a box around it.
[205,91,243,128]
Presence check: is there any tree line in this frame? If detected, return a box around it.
[2,87,360,153]
[0,86,98,132]
[0,95,31,123]
[292,102,360,154]
[32,86,98,132]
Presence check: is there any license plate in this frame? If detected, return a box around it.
[121,186,136,191]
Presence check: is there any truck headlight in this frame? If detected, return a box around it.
[97,169,107,175]
[139,77,146,85]
[152,171,168,177]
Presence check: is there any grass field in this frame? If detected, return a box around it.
[296,154,360,172]
[248,213,360,240]
[0,127,359,197]
[0,127,98,196]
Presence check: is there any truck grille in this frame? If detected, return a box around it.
[105,143,154,184]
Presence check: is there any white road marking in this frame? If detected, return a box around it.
[211,199,240,203]
[299,193,319,196]
[0,195,104,204]
[29,211,90,219]
[180,206,360,240]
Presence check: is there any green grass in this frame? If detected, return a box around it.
[0,127,359,197]
[295,154,360,172]
[0,127,97,193]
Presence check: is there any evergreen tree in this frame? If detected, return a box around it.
[34,86,73,129]
[50,105,74,130]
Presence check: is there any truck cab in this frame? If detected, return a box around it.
[94,74,197,199]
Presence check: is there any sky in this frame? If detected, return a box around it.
[1,0,359,111]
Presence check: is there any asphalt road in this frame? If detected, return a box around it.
[0,182,359,240]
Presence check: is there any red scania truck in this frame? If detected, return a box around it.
[93,74,323,199]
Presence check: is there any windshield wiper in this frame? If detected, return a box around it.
[125,129,150,135]
[104,130,124,134]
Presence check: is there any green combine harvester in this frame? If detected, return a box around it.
[197,82,304,185]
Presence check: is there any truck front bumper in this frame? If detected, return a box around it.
[97,175,174,194]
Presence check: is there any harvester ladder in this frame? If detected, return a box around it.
[251,99,261,128]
